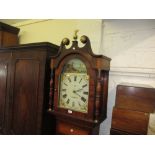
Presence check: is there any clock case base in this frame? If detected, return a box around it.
[48,110,102,135]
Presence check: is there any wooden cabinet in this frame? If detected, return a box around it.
[0,22,19,47]
[110,84,155,135]
[0,42,58,134]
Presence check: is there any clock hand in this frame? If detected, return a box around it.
[71,96,78,99]
[73,91,87,103]
[73,90,82,98]
[75,88,83,92]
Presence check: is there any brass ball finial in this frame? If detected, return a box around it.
[80,35,87,44]
[62,38,70,45]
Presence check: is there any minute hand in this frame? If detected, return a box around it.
[75,88,83,92]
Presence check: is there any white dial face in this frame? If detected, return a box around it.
[59,73,89,113]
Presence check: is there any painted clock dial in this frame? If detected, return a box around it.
[58,59,89,113]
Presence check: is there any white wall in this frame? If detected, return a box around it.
[99,19,155,134]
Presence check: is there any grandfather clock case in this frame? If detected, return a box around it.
[48,33,111,135]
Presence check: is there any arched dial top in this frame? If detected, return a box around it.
[58,58,89,113]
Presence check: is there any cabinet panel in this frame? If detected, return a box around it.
[10,59,40,134]
[0,64,8,132]
[0,52,11,134]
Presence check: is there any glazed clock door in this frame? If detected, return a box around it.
[59,59,89,113]
[0,52,11,134]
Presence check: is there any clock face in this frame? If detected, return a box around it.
[58,59,89,113]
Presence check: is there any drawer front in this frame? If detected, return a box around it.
[115,85,155,113]
[56,121,89,135]
[111,108,149,135]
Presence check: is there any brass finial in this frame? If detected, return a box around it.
[73,29,79,41]
[80,35,87,44]
[62,38,70,45]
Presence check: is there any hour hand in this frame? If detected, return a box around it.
[74,88,83,92]
[73,90,81,97]
[71,96,78,99]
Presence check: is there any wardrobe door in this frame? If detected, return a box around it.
[0,52,11,134]
[8,50,46,134]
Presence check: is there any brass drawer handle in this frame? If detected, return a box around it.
[70,128,74,133]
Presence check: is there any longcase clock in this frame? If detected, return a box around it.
[48,31,111,135]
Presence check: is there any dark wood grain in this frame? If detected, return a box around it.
[110,128,130,135]
[111,108,149,135]
[56,121,89,135]
[1,31,19,47]
[0,64,7,133]
[0,22,20,47]
[0,52,11,134]
[111,84,155,135]
[10,59,39,134]
[115,85,155,113]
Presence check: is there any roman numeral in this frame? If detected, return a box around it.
[66,99,70,104]
[64,83,68,86]
[74,76,77,81]
[78,103,81,107]
[63,94,67,98]
[83,92,88,95]
[68,78,71,82]
[72,102,75,107]
[79,78,82,83]
[81,97,86,102]
[82,84,87,88]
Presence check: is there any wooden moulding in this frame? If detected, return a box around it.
[0,22,20,34]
